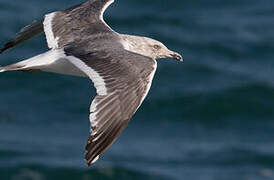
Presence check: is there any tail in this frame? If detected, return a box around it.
[0,52,48,73]
[0,63,27,73]
[0,63,41,74]
[0,20,45,73]
[0,50,68,75]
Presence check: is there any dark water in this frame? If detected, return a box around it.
[0,0,274,179]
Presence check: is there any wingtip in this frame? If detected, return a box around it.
[85,155,100,167]
[0,44,10,54]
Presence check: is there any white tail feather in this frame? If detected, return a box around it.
[0,49,87,77]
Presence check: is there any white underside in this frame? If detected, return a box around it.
[6,50,86,77]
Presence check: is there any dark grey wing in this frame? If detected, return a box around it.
[0,0,115,53]
[65,48,157,166]
[44,0,115,49]
[0,21,44,54]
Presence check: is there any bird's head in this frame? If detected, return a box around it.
[121,35,183,61]
[145,37,183,61]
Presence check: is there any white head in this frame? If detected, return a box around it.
[120,35,183,61]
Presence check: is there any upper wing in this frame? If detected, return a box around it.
[0,0,115,53]
[65,47,157,166]
[44,0,115,49]
[0,21,44,54]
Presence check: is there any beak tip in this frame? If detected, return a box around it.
[170,53,183,62]
[178,56,183,62]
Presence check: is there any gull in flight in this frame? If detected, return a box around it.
[0,0,182,166]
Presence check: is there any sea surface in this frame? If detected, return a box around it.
[0,0,274,180]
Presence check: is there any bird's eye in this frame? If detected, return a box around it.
[153,45,161,50]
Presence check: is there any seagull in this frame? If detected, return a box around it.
[0,0,182,166]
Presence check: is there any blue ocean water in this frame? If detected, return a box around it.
[0,0,274,179]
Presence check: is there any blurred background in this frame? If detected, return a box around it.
[0,0,274,179]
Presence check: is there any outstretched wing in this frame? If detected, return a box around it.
[65,48,157,166]
[0,0,115,53]
[0,21,44,54]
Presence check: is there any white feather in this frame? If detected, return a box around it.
[66,56,108,96]
[44,12,59,49]
[91,155,100,164]
[100,0,115,30]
